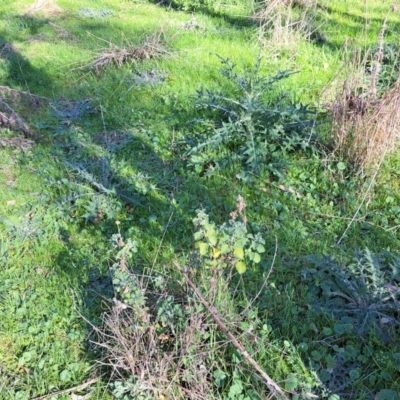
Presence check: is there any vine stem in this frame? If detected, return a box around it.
[173,261,289,399]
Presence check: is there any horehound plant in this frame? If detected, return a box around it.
[90,231,220,399]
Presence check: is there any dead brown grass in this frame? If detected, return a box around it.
[0,98,33,136]
[358,77,400,173]
[25,0,63,17]
[48,22,78,42]
[254,0,322,51]
[323,11,400,174]
[84,31,172,75]
[90,278,223,399]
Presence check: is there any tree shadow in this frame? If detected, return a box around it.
[310,3,400,52]
[0,16,53,91]
[149,0,257,29]
[2,6,400,399]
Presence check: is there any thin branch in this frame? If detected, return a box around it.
[0,86,50,101]
[0,98,33,135]
[174,261,289,399]
[242,235,278,314]
[30,378,98,400]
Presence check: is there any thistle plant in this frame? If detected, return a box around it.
[301,249,400,340]
[186,56,315,179]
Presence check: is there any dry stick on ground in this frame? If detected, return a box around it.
[0,98,33,136]
[29,378,98,400]
[0,86,50,102]
[173,261,289,400]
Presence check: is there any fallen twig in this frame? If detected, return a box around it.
[30,378,98,400]
[0,98,33,135]
[174,261,289,399]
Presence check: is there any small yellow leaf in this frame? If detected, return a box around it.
[236,261,246,274]
[195,242,209,256]
[213,247,221,258]
[234,247,244,259]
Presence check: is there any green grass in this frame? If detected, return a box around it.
[1,0,400,398]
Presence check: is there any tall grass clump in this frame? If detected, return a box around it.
[324,11,400,175]
[254,0,324,50]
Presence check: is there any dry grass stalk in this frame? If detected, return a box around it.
[361,76,400,172]
[324,9,399,174]
[254,0,321,51]
[323,46,370,158]
[90,262,227,400]
[85,32,171,75]
[92,299,220,399]
[25,0,63,17]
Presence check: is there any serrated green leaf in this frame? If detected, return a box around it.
[221,243,230,254]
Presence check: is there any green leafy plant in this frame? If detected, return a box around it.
[186,56,315,178]
[109,377,153,400]
[193,195,266,274]
[301,249,400,340]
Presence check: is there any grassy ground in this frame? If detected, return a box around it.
[1,0,400,399]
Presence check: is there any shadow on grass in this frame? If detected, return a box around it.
[149,0,257,29]
[0,16,54,92]
[2,7,400,399]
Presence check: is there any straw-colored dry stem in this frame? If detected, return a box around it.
[84,32,171,74]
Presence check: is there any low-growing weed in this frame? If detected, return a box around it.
[301,249,400,341]
[193,195,265,275]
